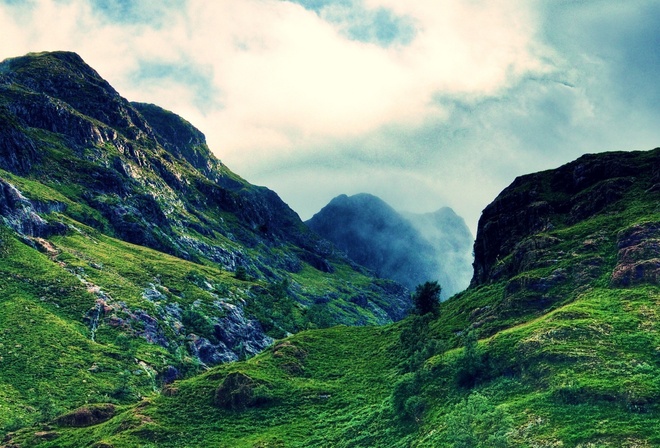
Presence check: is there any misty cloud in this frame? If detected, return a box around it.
[127,60,223,113]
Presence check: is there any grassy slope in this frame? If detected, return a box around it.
[0,177,405,439]
[1,51,415,440]
[0,219,248,433]
[12,285,660,447]
[10,150,659,447]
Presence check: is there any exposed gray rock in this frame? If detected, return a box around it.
[211,300,274,359]
[142,283,167,302]
[189,335,237,364]
[0,178,67,237]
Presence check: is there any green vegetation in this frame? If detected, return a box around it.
[11,144,658,447]
[2,51,660,447]
[412,281,441,316]
[0,50,413,442]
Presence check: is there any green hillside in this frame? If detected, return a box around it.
[7,146,659,447]
[1,50,659,447]
[0,51,411,440]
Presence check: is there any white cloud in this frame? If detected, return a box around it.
[1,0,551,147]
[0,0,570,231]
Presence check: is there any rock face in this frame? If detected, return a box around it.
[0,51,312,263]
[306,193,473,299]
[472,148,660,286]
[0,178,66,237]
[611,222,660,286]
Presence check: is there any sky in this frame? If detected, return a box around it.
[1,0,659,235]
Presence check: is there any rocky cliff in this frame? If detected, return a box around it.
[472,148,660,287]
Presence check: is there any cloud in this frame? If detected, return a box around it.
[1,0,549,138]
[291,0,416,47]
[2,0,659,235]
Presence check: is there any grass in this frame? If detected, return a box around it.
[3,52,660,446]
[16,283,660,446]
[10,147,657,447]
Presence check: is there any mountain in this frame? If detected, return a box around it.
[306,193,473,298]
[10,146,659,447]
[0,51,411,433]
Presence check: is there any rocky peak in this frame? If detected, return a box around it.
[0,51,153,141]
[0,50,411,335]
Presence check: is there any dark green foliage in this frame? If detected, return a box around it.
[181,306,214,340]
[412,281,441,316]
[269,278,290,299]
[455,331,487,388]
[391,372,425,422]
[214,372,272,411]
[113,333,135,357]
[442,393,513,447]
[54,403,115,428]
[234,266,248,281]
[110,371,138,401]
[397,314,445,373]
[306,303,336,329]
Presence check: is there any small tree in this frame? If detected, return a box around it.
[412,281,441,316]
[234,266,248,281]
[455,331,486,388]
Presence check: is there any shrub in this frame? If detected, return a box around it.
[181,306,214,340]
[403,395,426,423]
[443,393,513,447]
[54,404,115,427]
[272,341,308,375]
[398,314,445,373]
[215,372,271,411]
[391,372,425,421]
[455,332,486,388]
[235,266,248,281]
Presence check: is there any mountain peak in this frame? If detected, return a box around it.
[1,50,119,98]
[0,51,151,140]
[307,193,473,297]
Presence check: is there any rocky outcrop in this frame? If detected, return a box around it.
[0,178,67,237]
[1,51,152,140]
[473,148,660,286]
[611,222,660,286]
[0,112,38,174]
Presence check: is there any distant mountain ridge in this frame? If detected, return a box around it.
[306,193,473,298]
